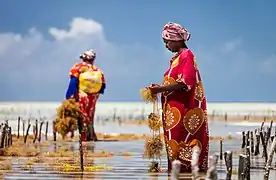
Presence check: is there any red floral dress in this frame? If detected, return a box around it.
[69,62,105,141]
[161,49,209,172]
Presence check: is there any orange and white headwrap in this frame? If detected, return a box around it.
[162,22,191,42]
[80,49,96,59]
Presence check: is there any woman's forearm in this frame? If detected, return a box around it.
[159,83,187,93]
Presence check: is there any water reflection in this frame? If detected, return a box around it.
[3,120,276,179]
[83,142,95,153]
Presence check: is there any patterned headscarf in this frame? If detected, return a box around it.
[80,49,96,60]
[162,22,191,42]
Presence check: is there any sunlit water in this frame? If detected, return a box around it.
[1,120,276,180]
[1,102,276,179]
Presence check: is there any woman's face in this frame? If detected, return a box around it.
[83,56,95,64]
[163,39,179,53]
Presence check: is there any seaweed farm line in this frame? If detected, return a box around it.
[1,138,276,180]
[1,120,276,179]
[3,118,275,137]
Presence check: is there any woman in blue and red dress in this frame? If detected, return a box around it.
[66,49,106,141]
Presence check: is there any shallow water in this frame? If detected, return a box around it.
[2,139,276,180]
[1,121,276,179]
[1,101,276,117]
[5,119,274,138]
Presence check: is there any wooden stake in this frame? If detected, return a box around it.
[24,123,31,143]
[242,131,246,148]
[224,151,233,180]
[238,154,250,180]
[219,139,223,160]
[17,116,20,139]
[38,121,44,142]
[250,131,254,153]
[264,136,276,180]
[45,121,48,140]
[33,119,38,143]
[260,131,268,162]
[53,120,57,141]
[254,129,260,156]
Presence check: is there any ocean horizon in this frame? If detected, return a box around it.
[0,101,276,120]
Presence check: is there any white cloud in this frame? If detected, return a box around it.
[49,17,104,41]
[221,38,242,53]
[0,17,166,101]
[0,33,21,56]
[261,54,276,76]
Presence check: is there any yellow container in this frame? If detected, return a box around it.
[79,70,103,94]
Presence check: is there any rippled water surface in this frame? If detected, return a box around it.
[1,121,276,180]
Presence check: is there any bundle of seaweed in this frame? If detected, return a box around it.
[148,113,162,131]
[140,88,157,103]
[56,99,81,138]
[143,135,163,160]
[141,84,164,172]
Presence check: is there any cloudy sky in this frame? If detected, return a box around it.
[0,0,276,102]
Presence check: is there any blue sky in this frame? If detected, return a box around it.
[0,0,276,102]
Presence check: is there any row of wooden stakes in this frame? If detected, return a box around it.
[0,121,12,149]
[186,120,276,180]
[16,117,49,143]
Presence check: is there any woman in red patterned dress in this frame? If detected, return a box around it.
[66,49,106,141]
[149,22,209,173]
